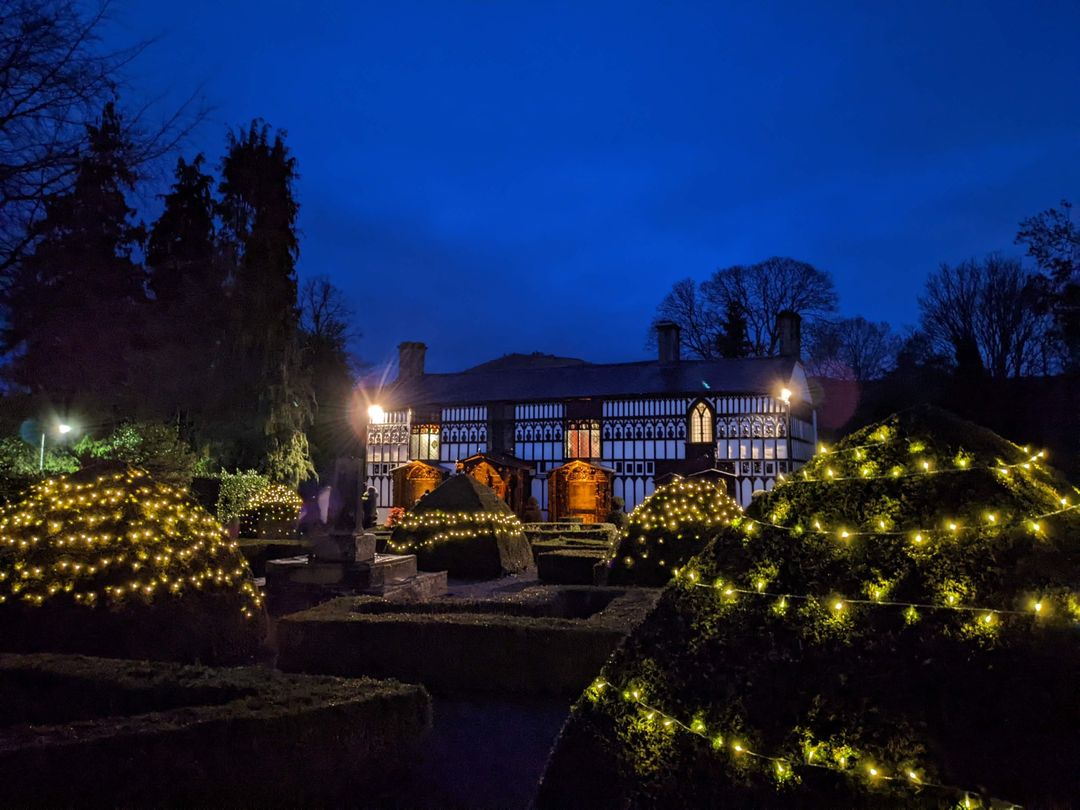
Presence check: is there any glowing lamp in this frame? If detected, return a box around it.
[57,424,72,435]
[367,404,386,423]
[779,387,792,404]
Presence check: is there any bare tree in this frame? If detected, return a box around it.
[700,258,837,356]
[918,255,1057,378]
[805,317,901,380]
[0,1,201,275]
[650,277,721,358]
[300,275,356,344]
[652,257,836,358]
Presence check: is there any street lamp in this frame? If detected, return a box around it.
[40,423,73,472]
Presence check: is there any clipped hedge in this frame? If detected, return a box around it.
[389,476,532,579]
[607,478,741,586]
[0,652,432,805]
[238,483,302,539]
[540,407,1080,809]
[0,466,265,665]
[278,586,662,695]
[537,549,606,585]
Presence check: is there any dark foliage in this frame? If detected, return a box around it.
[540,407,1080,808]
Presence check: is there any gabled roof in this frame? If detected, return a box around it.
[382,356,802,408]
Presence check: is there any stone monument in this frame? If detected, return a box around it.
[264,458,446,614]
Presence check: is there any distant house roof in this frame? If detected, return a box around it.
[382,356,804,408]
[465,352,589,373]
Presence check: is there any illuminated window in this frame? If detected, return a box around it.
[688,401,714,444]
[410,425,440,460]
[566,420,600,459]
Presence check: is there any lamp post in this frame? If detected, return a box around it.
[39,423,72,472]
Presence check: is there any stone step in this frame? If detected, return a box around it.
[367,553,418,585]
[364,571,448,601]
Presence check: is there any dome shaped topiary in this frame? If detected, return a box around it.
[540,407,1080,809]
[238,483,302,539]
[608,478,741,586]
[388,475,532,579]
[0,466,265,664]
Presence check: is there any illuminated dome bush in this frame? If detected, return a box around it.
[239,483,302,539]
[0,467,266,664]
[540,407,1080,808]
[389,474,532,579]
[608,478,741,586]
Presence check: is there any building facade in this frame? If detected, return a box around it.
[366,317,817,522]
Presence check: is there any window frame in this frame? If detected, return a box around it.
[687,399,715,445]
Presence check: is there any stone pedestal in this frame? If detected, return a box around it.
[310,531,377,565]
[265,547,447,615]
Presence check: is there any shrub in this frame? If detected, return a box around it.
[238,483,303,539]
[388,475,532,579]
[0,436,78,476]
[215,470,270,526]
[385,506,406,528]
[539,407,1080,808]
[0,466,265,664]
[608,478,741,586]
[74,422,201,488]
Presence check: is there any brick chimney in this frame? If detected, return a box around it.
[776,311,801,360]
[655,321,681,363]
[397,342,427,379]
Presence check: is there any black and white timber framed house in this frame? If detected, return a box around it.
[364,314,816,523]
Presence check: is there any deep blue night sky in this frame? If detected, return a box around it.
[107,1,1080,374]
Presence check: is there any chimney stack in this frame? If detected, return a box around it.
[656,321,681,364]
[776,311,801,360]
[397,342,427,380]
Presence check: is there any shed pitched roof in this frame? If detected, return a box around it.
[383,356,800,408]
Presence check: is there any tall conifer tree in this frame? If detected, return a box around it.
[2,101,145,418]
[216,121,313,482]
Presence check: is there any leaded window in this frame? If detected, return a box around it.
[565,419,601,459]
[410,424,440,460]
[688,401,714,444]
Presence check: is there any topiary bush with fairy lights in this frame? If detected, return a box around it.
[539,406,1080,809]
[607,478,741,586]
[388,474,532,579]
[0,466,266,665]
[238,483,302,539]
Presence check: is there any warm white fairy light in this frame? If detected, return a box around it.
[585,677,1020,807]
[0,469,262,618]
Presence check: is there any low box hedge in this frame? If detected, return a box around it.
[277,586,662,696]
[0,652,431,806]
[536,549,607,585]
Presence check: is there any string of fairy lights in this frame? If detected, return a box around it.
[240,483,303,534]
[611,479,741,570]
[670,570,1080,630]
[388,509,525,552]
[0,469,263,618]
[584,677,1020,809]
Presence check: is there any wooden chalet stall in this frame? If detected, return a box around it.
[390,460,448,510]
[547,460,614,524]
[457,452,533,518]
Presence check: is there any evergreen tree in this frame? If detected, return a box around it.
[216,121,313,481]
[716,299,751,358]
[1,101,146,418]
[143,154,226,424]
